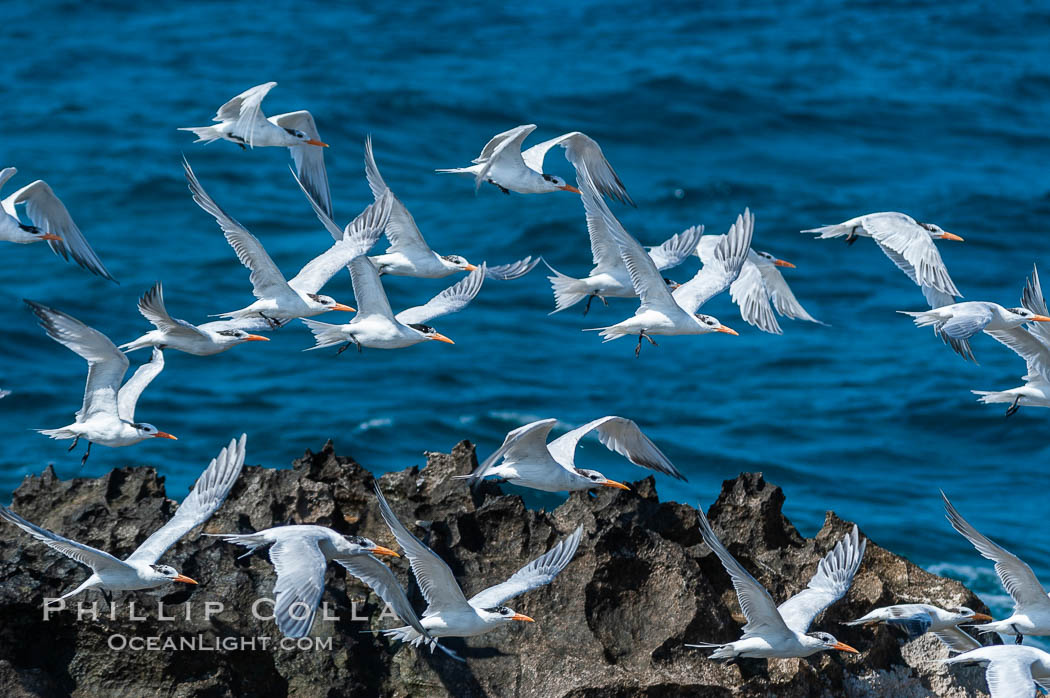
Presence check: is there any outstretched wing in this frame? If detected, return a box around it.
[457,419,558,488]
[373,484,473,615]
[135,282,207,339]
[4,180,114,281]
[364,136,432,256]
[473,124,537,192]
[335,553,439,646]
[1023,265,1050,347]
[864,212,960,297]
[984,657,1040,698]
[673,209,754,314]
[940,305,994,340]
[348,256,395,319]
[0,504,129,574]
[117,348,164,422]
[986,327,1050,383]
[696,506,792,639]
[943,493,1050,614]
[757,261,823,325]
[647,225,705,271]
[269,110,331,219]
[222,82,276,148]
[546,416,684,480]
[730,260,782,335]
[126,435,246,564]
[932,625,982,653]
[269,534,328,638]
[522,131,633,205]
[183,158,290,300]
[468,526,583,609]
[25,300,128,421]
[777,525,866,633]
[485,256,540,281]
[395,264,485,325]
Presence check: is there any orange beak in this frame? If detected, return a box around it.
[463,263,478,271]
[774,259,796,268]
[601,480,630,491]
[1032,315,1050,322]
[154,432,178,440]
[971,612,993,622]
[244,334,269,342]
[330,303,356,312]
[939,232,964,242]
[832,641,859,654]
[173,574,198,585]
[306,139,329,147]
[511,613,535,623]
[39,233,63,242]
[715,326,739,336]
[560,184,581,194]
[429,332,455,344]
[369,545,400,558]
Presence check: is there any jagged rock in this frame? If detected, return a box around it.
[0,441,994,696]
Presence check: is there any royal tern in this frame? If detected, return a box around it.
[373,483,582,648]
[183,158,390,327]
[687,508,865,659]
[25,301,175,466]
[207,525,440,644]
[120,282,271,355]
[943,492,1050,643]
[179,82,332,217]
[944,645,1050,697]
[974,266,1050,415]
[719,244,823,335]
[0,435,245,605]
[456,416,684,492]
[301,251,484,353]
[582,176,740,356]
[0,167,113,282]
[902,301,1050,362]
[845,604,990,651]
[544,173,702,313]
[438,124,634,205]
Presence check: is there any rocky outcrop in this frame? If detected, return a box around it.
[0,440,994,697]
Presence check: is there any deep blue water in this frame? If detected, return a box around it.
[1,2,1048,621]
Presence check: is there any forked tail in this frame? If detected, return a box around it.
[544,262,588,312]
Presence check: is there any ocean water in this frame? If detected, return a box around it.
[2,2,1049,622]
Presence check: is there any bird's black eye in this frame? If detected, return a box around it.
[542,174,555,183]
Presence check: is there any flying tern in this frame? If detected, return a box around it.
[183,157,390,327]
[687,507,865,659]
[902,301,1050,363]
[944,645,1050,698]
[0,435,245,604]
[208,524,446,650]
[438,124,634,204]
[943,492,1050,644]
[0,167,113,282]
[456,416,684,492]
[718,242,822,335]
[121,282,271,355]
[179,82,333,218]
[25,301,175,466]
[845,603,990,651]
[374,483,582,649]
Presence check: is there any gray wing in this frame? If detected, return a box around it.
[395,264,485,325]
[757,261,823,325]
[364,136,432,256]
[25,300,128,421]
[778,525,866,633]
[941,305,994,340]
[579,178,625,273]
[985,658,1039,698]
[1023,265,1050,346]
[547,416,684,480]
[459,419,559,488]
[0,504,129,573]
[126,435,246,564]
[473,124,537,191]
[183,157,290,300]
[269,534,328,638]
[932,625,982,653]
[335,554,437,643]
[468,526,583,609]
[225,82,276,149]
[348,256,395,319]
[986,327,1050,383]
[135,282,207,339]
[647,225,705,271]
[673,209,754,314]
[288,195,391,294]
[730,261,782,334]
[374,484,473,615]
[117,347,164,422]
[522,132,633,205]
[697,506,793,639]
[269,110,331,219]
[943,493,1050,614]
[864,212,960,297]
[486,256,540,281]
[4,180,114,281]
